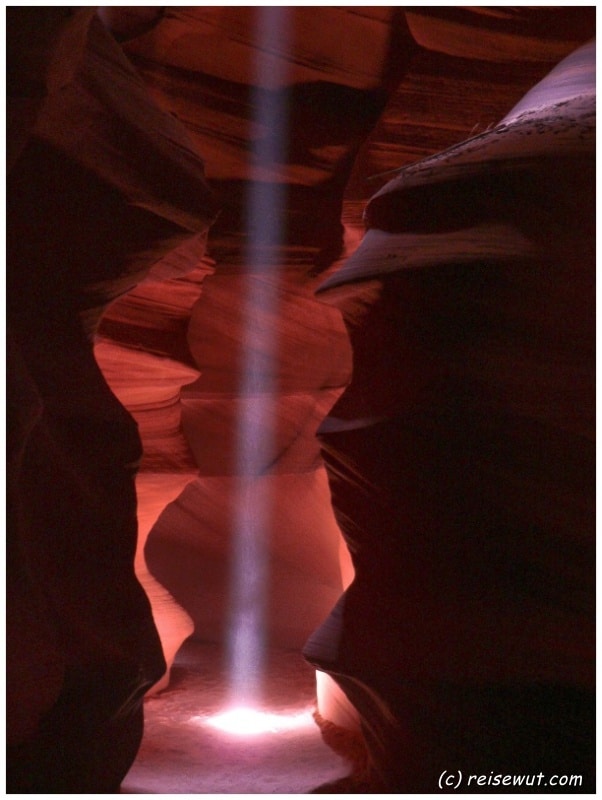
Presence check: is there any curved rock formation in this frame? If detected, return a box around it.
[305,40,595,791]
[7,9,215,791]
[94,255,216,692]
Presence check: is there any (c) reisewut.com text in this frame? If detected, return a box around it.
[438,770,583,790]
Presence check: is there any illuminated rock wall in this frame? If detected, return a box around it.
[114,7,410,659]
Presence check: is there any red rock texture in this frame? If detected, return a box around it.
[7,6,595,792]
[306,39,595,791]
[7,8,214,791]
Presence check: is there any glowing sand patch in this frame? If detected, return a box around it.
[202,707,314,736]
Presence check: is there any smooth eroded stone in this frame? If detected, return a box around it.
[306,41,595,791]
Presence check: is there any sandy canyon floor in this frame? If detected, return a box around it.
[122,640,352,794]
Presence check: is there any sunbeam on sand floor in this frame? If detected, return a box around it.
[121,641,352,794]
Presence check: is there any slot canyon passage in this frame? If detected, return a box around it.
[7,6,596,795]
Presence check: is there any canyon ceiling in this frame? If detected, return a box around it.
[7,6,595,793]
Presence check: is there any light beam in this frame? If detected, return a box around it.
[226,7,291,710]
